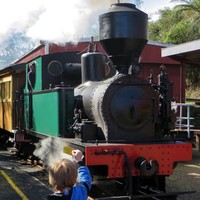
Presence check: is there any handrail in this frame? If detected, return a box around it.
[175,103,194,138]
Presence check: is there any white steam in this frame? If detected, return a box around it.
[0,1,177,44]
[0,0,133,44]
[33,137,73,168]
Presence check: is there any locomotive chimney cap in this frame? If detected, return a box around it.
[110,3,136,10]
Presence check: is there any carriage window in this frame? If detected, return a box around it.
[0,82,5,100]
[0,81,11,101]
[6,81,11,100]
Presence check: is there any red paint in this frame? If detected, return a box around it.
[141,43,180,64]
[85,143,192,178]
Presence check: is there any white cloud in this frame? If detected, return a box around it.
[141,0,178,21]
[0,0,121,44]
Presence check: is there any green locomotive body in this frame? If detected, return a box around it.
[23,52,81,138]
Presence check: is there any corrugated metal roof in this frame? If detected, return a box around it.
[161,39,200,66]
[0,63,25,77]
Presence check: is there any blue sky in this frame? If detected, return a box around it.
[142,0,178,20]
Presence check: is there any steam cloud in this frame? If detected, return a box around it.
[33,137,73,168]
[0,0,133,45]
[0,1,178,45]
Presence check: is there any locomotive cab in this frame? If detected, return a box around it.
[23,52,82,138]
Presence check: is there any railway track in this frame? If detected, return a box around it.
[89,183,194,200]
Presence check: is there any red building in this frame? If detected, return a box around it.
[14,39,185,102]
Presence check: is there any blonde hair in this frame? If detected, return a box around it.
[49,159,78,191]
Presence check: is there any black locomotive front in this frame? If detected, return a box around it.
[72,3,174,142]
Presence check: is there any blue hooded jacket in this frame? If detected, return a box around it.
[46,165,92,200]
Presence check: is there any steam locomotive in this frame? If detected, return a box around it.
[1,2,192,199]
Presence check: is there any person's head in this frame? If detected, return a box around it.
[29,61,36,71]
[48,158,78,191]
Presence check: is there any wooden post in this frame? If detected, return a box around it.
[195,133,200,151]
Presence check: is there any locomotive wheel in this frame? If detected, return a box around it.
[157,175,166,192]
[15,142,35,160]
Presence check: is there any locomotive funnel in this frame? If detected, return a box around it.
[99,3,148,73]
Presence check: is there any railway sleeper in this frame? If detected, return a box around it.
[93,189,195,200]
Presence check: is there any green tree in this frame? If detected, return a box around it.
[148,8,184,43]
[167,0,200,43]
[165,17,200,43]
[148,0,200,43]
[172,0,200,15]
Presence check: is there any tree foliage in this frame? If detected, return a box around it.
[186,66,200,88]
[172,0,200,14]
[148,0,200,43]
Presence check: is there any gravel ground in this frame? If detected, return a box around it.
[166,149,200,199]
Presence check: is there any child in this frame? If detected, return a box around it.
[46,149,92,200]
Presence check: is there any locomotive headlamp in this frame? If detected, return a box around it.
[129,64,142,74]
